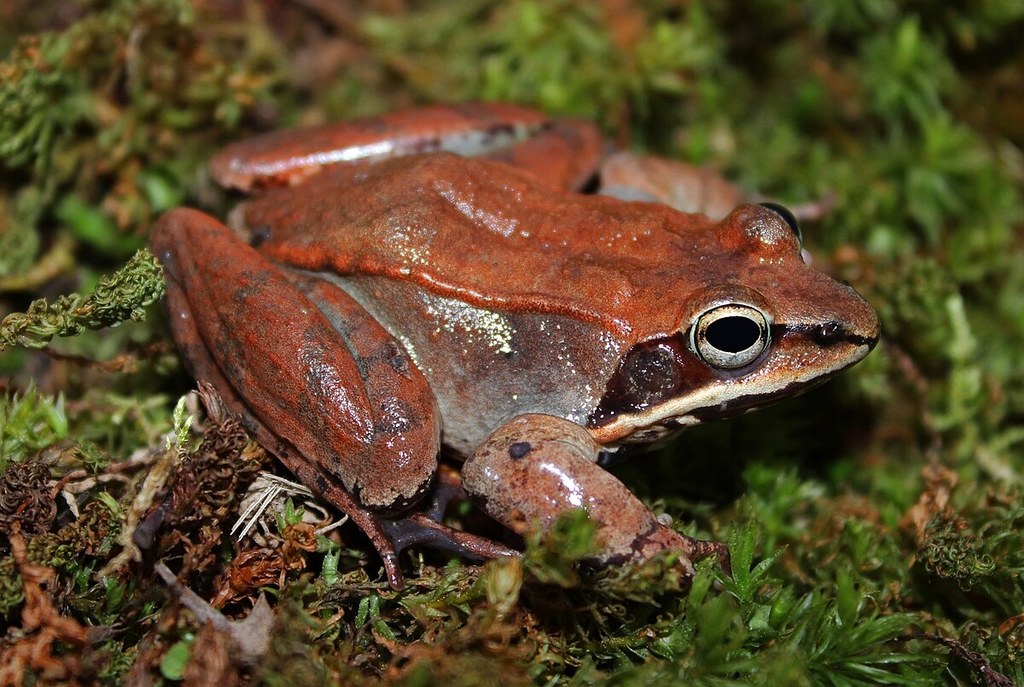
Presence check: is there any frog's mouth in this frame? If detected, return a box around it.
[587,321,878,446]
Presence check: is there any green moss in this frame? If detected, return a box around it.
[363,1,722,126]
[0,386,67,470]
[0,249,164,350]
[0,0,281,277]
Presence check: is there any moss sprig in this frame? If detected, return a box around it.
[0,249,163,351]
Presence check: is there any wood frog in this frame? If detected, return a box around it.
[150,103,879,589]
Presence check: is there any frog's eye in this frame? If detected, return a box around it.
[759,202,801,246]
[691,304,771,369]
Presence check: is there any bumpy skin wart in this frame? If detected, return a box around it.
[151,103,879,588]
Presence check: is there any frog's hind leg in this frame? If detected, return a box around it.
[597,152,748,220]
[209,103,552,192]
[151,208,442,588]
[295,276,518,562]
[462,414,729,575]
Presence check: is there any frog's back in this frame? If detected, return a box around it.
[238,153,713,338]
[234,152,877,452]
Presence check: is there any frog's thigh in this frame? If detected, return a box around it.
[150,208,438,514]
[209,103,552,191]
[292,275,442,512]
[462,414,699,569]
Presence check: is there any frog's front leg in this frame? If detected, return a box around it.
[462,414,728,574]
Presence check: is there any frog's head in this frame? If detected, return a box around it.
[589,203,880,445]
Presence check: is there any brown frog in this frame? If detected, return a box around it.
[150,103,879,588]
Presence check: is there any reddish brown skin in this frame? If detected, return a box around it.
[236,155,863,343]
[150,209,407,578]
[151,210,419,503]
[152,104,879,588]
[287,276,441,512]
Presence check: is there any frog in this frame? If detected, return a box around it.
[149,102,880,589]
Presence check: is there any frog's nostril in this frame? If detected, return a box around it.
[807,319,878,349]
[815,321,841,343]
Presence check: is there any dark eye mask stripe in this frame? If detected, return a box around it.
[588,322,879,429]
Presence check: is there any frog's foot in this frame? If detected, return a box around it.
[377,467,519,577]
[462,414,724,576]
[598,151,747,220]
[215,426,519,589]
[381,513,518,562]
[283,456,519,588]
[597,151,833,227]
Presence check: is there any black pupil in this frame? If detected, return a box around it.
[706,316,761,352]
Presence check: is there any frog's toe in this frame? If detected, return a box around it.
[380,514,518,563]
